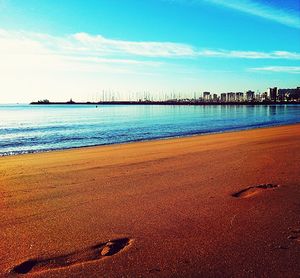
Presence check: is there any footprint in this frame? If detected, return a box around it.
[11,238,131,275]
[288,229,300,242]
[232,183,278,198]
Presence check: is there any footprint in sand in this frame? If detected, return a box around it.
[11,238,131,275]
[288,229,300,243]
[232,183,278,198]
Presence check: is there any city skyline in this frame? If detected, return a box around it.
[32,85,300,103]
[0,0,299,103]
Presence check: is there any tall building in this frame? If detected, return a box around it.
[227,92,235,102]
[221,93,226,102]
[246,90,255,102]
[269,87,278,102]
[213,94,218,102]
[203,92,211,101]
[236,92,244,102]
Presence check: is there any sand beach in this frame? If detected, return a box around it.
[1,124,300,277]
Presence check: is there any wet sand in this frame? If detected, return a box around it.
[1,124,300,277]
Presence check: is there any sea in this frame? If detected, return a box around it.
[0,104,299,156]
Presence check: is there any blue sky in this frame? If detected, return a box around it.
[0,0,299,102]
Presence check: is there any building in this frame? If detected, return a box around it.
[277,90,286,101]
[269,87,278,102]
[203,92,211,101]
[246,90,255,102]
[227,92,235,102]
[289,87,300,101]
[255,92,262,102]
[213,94,218,102]
[220,93,227,102]
[278,87,300,102]
[261,92,268,101]
[236,92,244,102]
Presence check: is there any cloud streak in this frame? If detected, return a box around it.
[167,0,300,29]
[1,29,299,62]
[72,32,196,58]
[197,49,300,59]
[250,66,300,74]
[72,32,300,60]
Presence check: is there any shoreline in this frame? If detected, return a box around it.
[1,121,300,158]
[30,101,300,105]
[1,124,300,277]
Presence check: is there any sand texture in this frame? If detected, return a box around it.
[1,124,300,277]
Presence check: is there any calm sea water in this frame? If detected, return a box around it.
[0,104,299,156]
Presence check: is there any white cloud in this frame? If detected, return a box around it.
[0,29,165,76]
[250,66,300,74]
[1,29,299,66]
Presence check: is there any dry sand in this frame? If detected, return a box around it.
[0,124,300,277]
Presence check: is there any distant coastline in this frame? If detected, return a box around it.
[30,100,300,105]
[30,86,300,105]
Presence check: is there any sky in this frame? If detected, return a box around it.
[0,0,299,103]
